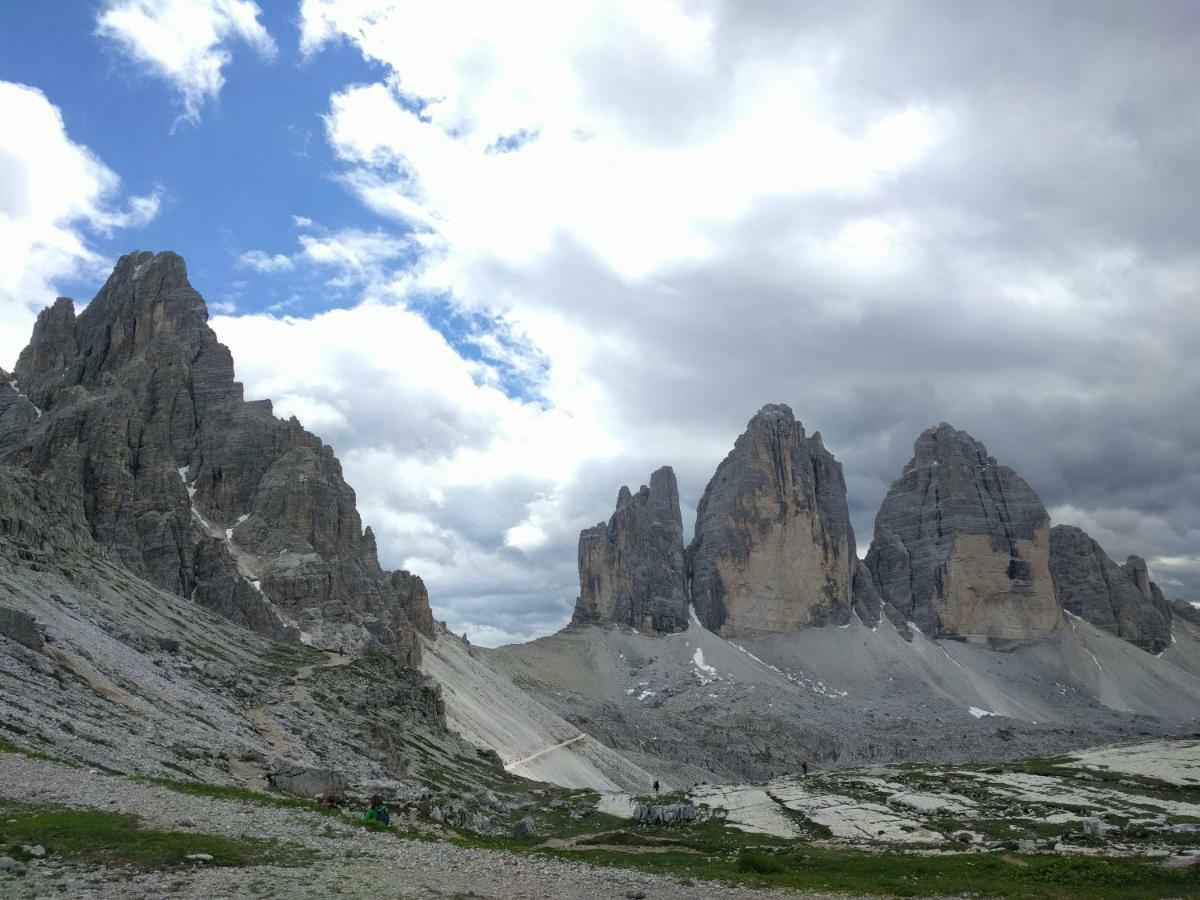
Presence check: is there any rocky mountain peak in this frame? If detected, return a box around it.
[862,424,1061,644]
[1,252,433,663]
[688,403,856,636]
[573,464,689,633]
[1048,526,1172,654]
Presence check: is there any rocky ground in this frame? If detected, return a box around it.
[491,612,1200,783]
[0,754,845,900]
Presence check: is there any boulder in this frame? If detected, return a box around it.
[0,856,24,876]
[688,404,856,636]
[268,766,348,799]
[633,802,699,826]
[0,606,43,651]
[1048,526,1172,654]
[511,816,538,837]
[862,424,1061,644]
[573,466,689,633]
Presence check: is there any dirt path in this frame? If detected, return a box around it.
[506,733,588,772]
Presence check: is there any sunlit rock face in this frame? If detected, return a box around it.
[1049,525,1173,654]
[863,423,1061,644]
[0,251,433,663]
[573,465,689,633]
[687,404,856,637]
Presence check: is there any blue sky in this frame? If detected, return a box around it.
[0,2,396,317]
[1,2,1197,643]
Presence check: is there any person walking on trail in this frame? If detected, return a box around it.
[802,760,809,776]
[363,795,390,826]
[653,780,660,795]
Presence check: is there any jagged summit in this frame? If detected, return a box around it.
[1049,525,1173,654]
[0,251,433,663]
[862,423,1061,644]
[573,465,688,633]
[688,403,856,636]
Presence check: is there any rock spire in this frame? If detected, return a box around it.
[861,423,1061,643]
[573,466,689,633]
[687,404,856,636]
[1048,525,1173,653]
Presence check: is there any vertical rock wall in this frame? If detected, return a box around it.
[573,466,689,633]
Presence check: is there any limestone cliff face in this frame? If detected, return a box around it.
[863,424,1061,644]
[573,466,689,633]
[0,251,433,663]
[687,404,855,636]
[1048,526,1173,653]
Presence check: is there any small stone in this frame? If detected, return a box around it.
[625,890,647,899]
[20,845,45,858]
[0,856,24,876]
[185,853,214,863]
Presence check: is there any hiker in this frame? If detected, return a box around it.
[653,779,660,795]
[802,760,809,776]
[363,794,390,826]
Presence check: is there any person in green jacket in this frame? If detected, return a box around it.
[363,795,390,826]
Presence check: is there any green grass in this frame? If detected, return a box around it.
[735,849,788,875]
[539,843,1200,898]
[139,776,420,835]
[0,803,313,870]
[0,736,64,764]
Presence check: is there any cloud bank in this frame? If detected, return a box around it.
[216,2,1200,641]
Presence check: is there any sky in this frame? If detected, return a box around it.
[1,1,1197,644]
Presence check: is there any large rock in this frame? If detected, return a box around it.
[1048,526,1172,653]
[268,766,348,799]
[572,466,689,633]
[0,251,433,663]
[688,404,855,636]
[863,423,1061,644]
[0,606,43,651]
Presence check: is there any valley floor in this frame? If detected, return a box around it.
[4,743,1200,898]
[0,753,840,900]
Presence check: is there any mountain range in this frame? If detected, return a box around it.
[2,251,1198,798]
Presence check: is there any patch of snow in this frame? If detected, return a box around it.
[636,690,655,701]
[907,621,923,635]
[624,688,635,695]
[692,648,718,686]
[299,632,313,646]
[968,706,997,719]
[6,378,43,418]
[730,641,848,698]
[225,513,250,541]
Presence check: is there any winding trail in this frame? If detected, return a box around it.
[506,733,589,771]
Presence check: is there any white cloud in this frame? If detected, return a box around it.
[237,249,294,272]
[96,0,276,126]
[0,80,160,369]
[270,2,1200,639]
[291,215,315,228]
[211,298,619,641]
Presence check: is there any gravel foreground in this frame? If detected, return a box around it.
[0,755,862,900]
